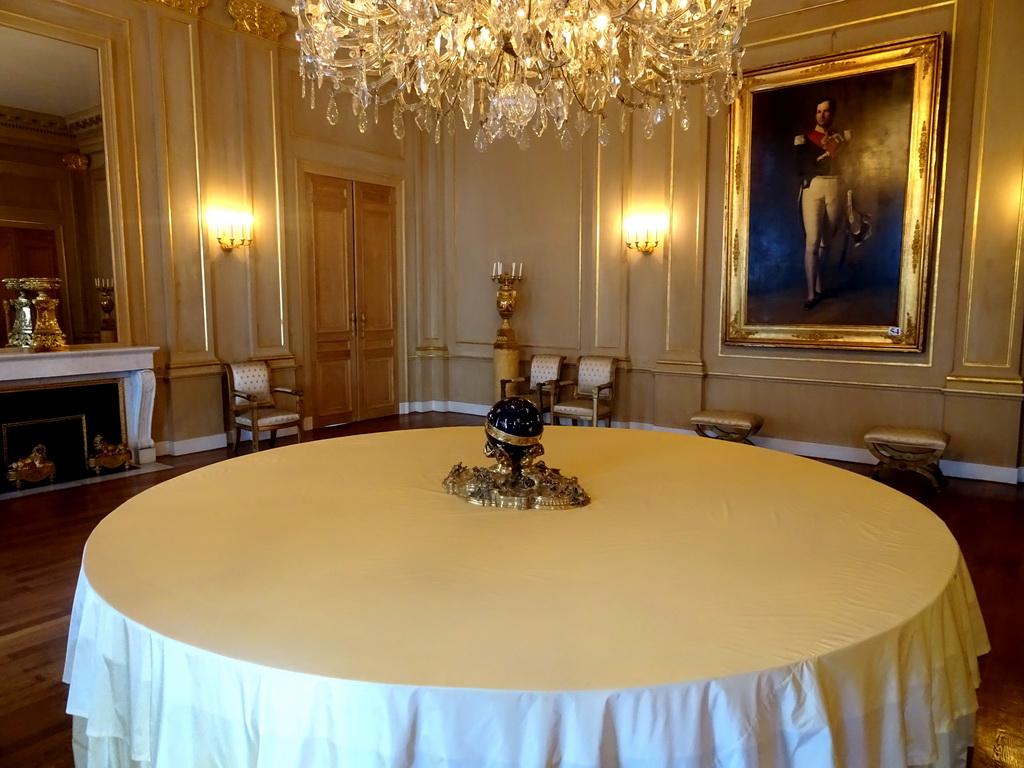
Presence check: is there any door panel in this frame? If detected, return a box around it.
[361,354,396,412]
[352,182,398,421]
[305,175,398,426]
[307,174,355,427]
[316,357,353,417]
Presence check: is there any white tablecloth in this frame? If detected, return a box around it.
[65,427,988,767]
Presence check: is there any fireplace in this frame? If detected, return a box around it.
[0,345,157,490]
[1,379,127,490]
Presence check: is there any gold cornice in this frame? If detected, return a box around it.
[0,107,73,140]
[228,0,288,41]
[149,0,210,16]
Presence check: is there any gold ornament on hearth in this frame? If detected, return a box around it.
[6,444,57,490]
[88,434,133,475]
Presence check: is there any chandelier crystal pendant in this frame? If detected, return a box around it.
[294,0,750,149]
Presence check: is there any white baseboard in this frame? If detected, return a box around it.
[158,406,1022,484]
[755,435,875,465]
[619,421,1019,484]
[941,460,1021,485]
[752,435,1021,484]
[404,400,490,417]
[156,433,227,457]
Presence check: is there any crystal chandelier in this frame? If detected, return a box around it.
[294,0,750,150]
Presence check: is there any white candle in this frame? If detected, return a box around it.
[492,262,496,277]
[518,262,523,277]
[498,261,503,276]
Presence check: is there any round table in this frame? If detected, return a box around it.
[65,427,988,768]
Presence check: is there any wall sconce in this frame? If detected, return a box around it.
[208,209,253,251]
[624,214,667,255]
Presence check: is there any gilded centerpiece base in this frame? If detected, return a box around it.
[443,397,590,510]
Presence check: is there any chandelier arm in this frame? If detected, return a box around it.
[655,0,739,26]
[329,0,400,24]
[610,0,646,23]
[561,72,590,114]
[435,60,467,111]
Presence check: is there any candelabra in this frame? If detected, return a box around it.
[490,262,525,402]
[95,278,117,343]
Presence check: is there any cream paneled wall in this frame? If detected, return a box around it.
[430,0,1024,477]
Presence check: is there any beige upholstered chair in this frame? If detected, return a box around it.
[550,355,618,427]
[500,354,565,423]
[225,361,304,453]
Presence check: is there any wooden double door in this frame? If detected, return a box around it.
[305,175,398,428]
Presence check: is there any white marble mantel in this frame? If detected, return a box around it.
[0,345,159,464]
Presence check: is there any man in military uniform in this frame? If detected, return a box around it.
[795,97,869,309]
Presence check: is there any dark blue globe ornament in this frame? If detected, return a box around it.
[443,397,590,509]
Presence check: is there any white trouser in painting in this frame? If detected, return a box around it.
[801,175,845,302]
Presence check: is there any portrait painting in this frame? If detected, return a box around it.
[724,36,944,351]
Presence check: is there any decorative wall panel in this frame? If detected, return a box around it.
[156,15,215,366]
[452,129,585,355]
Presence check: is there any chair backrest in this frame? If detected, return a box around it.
[529,355,565,389]
[227,361,275,406]
[575,356,617,398]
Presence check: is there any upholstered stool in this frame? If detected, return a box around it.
[691,410,764,445]
[864,426,949,490]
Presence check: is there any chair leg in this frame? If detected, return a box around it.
[231,428,240,456]
[251,427,259,453]
[270,429,278,448]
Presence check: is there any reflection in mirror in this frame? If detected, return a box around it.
[0,24,115,346]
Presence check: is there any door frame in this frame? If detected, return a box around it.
[294,159,408,429]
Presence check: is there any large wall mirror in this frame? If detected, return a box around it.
[0,24,116,345]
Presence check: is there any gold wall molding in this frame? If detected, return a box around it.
[705,369,946,395]
[149,0,210,16]
[164,361,226,380]
[228,0,287,41]
[650,361,707,377]
[944,374,1024,399]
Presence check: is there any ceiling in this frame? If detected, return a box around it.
[0,25,101,117]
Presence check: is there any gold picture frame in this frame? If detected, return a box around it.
[724,35,944,351]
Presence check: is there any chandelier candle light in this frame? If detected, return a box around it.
[294,0,750,149]
[491,262,524,401]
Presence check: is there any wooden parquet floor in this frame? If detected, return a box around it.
[1,413,1021,768]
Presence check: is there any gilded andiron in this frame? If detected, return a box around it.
[88,434,133,475]
[443,397,590,510]
[3,277,68,351]
[7,444,57,490]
